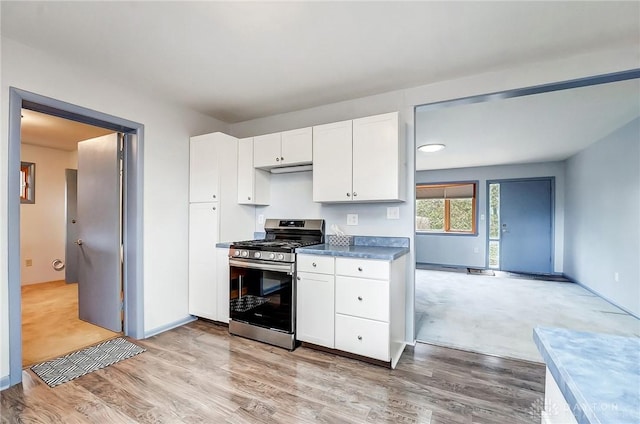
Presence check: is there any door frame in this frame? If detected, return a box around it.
[7,87,145,386]
[485,177,555,272]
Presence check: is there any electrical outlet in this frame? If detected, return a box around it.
[25,259,32,267]
[347,214,358,226]
[614,272,619,282]
[387,207,400,220]
[258,214,265,224]
[480,214,485,221]
[473,247,479,254]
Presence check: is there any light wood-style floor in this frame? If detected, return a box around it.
[22,280,120,367]
[3,320,545,423]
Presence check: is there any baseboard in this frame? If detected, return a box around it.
[144,315,197,339]
[0,374,10,391]
[564,274,640,320]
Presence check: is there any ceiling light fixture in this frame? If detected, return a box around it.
[418,143,446,153]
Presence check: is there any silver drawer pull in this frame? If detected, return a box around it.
[357,267,363,272]
[312,262,317,267]
[297,276,301,280]
[357,335,362,341]
[346,192,351,197]
[357,296,363,301]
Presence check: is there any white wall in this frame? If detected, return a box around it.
[1,36,228,382]
[564,118,640,316]
[2,33,637,383]
[20,144,77,285]
[415,161,565,272]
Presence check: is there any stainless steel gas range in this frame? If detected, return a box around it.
[228,219,325,350]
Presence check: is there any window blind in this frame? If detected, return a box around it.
[416,183,474,199]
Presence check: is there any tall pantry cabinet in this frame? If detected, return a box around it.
[189,132,253,322]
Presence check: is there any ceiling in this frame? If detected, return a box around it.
[21,109,113,151]
[415,78,640,171]
[2,1,639,124]
[5,2,639,166]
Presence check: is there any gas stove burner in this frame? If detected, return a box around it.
[229,219,325,262]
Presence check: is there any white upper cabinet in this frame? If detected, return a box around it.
[253,127,312,169]
[189,133,220,203]
[281,127,313,166]
[352,112,402,202]
[313,112,404,203]
[237,137,270,205]
[312,120,353,202]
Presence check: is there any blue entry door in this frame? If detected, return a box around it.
[499,179,553,274]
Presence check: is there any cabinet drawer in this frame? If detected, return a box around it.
[335,276,389,321]
[335,257,389,280]
[335,314,389,361]
[297,254,334,274]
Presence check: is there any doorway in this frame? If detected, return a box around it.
[7,88,145,387]
[487,178,554,274]
[19,118,124,367]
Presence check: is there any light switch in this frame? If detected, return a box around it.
[387,207,400,220]
[258,214,265,224]
[347,214,358,226]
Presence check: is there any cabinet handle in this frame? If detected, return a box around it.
[212,207,216,210]
[353,192,358,197]
[312,262,317,267]
[357,296,363,301]
[296,276,301,280]
[276,157,280,162]
[212,194,216,199]
[280,156,284,161]
[357,335,362,341]
[248,196,251,200]
[346,193,351,197]
[357,267,363,272]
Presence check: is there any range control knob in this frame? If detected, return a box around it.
[267,252,276,260]
[234,250,241,256]
[254,251,261,258]
[241,251,249,258]
[276,253,285,261]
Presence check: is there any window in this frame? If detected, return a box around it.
[416,182,476,234]
[20,161,35,204]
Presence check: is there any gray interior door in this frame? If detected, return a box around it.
[77,133,123,332]
[500,179,553,274]
[65,168,78,283]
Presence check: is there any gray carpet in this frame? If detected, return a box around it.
[415,269,640,362]
[31,337,145,387]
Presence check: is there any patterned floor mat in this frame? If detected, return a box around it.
[31,337,145,387]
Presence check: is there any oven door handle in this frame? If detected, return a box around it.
[229,258,295,274]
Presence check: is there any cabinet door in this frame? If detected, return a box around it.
[281,127,312,166]
[188,203,219,319]
[296,272,335,348]
[352,112,400,201]
[237,137,255,204]
[216,247,230,323]
[312,120,353,202]
[253,132,282,169]
[190,135,219,203]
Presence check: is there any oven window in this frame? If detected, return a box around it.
[229,267,293,332]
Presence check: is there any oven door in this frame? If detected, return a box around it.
[229,258,295,333]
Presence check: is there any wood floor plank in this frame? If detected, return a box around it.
[2,320,545,423]
[21,280,120,367]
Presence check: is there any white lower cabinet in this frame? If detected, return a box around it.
[296,271,335,348]
[296,253,407,368]
[296,254,335,348]
[188,203,219,320]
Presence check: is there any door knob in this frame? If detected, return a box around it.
[75,239,83,245]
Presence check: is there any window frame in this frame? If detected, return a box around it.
[415,181,478,236]
[20,161,36,204]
